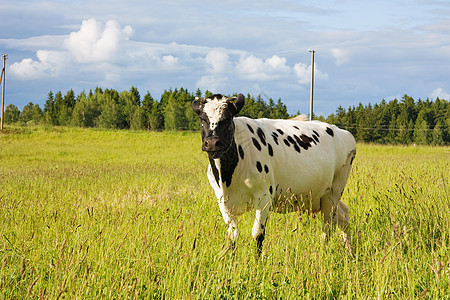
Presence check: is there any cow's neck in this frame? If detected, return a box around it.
[209,137,239,188]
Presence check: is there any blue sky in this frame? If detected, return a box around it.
[1,0,449,116]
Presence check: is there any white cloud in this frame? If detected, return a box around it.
[430,88,450,100]
[196,75,229,93]
[8,19,134,80]
[205,49,231,73]
[64,18,134,63]
[9,50,66,79]
[293,62,328,84]
[161,55,178,67]
[331,48,349,66]
[237,54,290,81]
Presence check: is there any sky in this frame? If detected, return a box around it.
[1,0,449,116]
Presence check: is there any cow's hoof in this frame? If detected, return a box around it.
[256,234,265,256]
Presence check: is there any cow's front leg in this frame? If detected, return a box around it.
[218,200,239,246]
[252,193,271,256]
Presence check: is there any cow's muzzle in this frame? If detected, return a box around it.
[203,136,223,158]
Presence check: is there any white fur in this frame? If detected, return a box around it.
[203,96,228,131]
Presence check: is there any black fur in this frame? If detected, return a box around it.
[257,127,267,146]
[268,144,274,156]
[247,124,254,134]
[256,161,263,173]
[238,144,245,160]
[252,137,262,151]
[219,139,239,188]
[326,127,334,137]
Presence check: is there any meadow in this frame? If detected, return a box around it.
[0,127,448,299]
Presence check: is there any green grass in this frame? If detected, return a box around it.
[1,127,449,299]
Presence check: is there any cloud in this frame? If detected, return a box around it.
[293,62,328,84]
[196,75,229,93]
[430,88,450,100]
[8,19,134,80]
[237,54,291,81]
[9,50,66,79]
[161,55,178,67]
[64,18,134,63]
[205,49,231,73]
[331,48,349,66]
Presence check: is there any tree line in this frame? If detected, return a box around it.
[3,87,289,131]
[3,87,449,145]
[325,95,449,145]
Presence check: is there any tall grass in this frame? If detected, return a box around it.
[1,127,448,298]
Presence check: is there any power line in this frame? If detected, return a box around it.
[335,124,442,132]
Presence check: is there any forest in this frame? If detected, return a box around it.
[2,86,449,145]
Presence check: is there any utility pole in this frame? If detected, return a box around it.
[309,49,315,121]
[0,54,6,131]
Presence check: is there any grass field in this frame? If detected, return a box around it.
[0,127,449,299]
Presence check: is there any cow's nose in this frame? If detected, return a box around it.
[203,137,221,152]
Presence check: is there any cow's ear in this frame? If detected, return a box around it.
[192,97,204,116]
[228,93,245,116]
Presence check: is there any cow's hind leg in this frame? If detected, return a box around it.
[321,150,355,250]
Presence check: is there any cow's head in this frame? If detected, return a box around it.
[192,94,245,159]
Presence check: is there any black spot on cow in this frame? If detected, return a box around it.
[277,129,284,135]
[271,133,279,145]
[326,127,334,137]
[293,125,300,130]
[312,132,320,143]
[313,130,320,137]
[293,144,301,153]
[268,143,274,156]
[301,134,314,145]
[294,134,309,150]
[350,156,355,165]
[219,140,239,188]
[247,124,254,134]
[269,185,273,195]
[252,137,262,151]
[238,144,245,160]
[294,134,315,150]
[209,157,220,186]
[287,135,295,144]
[264,165,269,173]
[257,127,267,146]
[283,139,290,147]
[256,161,263,173]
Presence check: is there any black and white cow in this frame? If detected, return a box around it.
[192,94,356,255]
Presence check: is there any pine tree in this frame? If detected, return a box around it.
[149,101,163,130]
[43,91,57,125]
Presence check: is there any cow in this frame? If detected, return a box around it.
[192,93,356,255]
